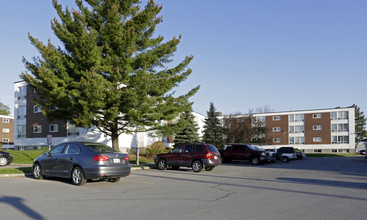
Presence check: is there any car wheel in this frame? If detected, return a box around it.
[0,156,9,166]
[205,166,214,171]
[157,159,167,170]
[33,163,44,180]
[251,156,260,165]
[108,177,120,183]
[71,166,86,186]
[192,160,202,172]
[171,166,180,170]
[282,157,289,163]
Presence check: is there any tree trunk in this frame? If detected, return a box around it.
[111,131,120,151]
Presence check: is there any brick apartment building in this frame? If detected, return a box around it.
[0,115,14,148]
[223,107,356,153]
[13,81,205,151]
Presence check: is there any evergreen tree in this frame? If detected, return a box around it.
[203,102,225,148]
[21,0,199,150]
[351,104,367,144]
[0,102,11,115]
[173,110,200,146]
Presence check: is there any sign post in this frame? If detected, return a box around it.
[47,135,52,151]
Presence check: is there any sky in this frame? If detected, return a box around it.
[0,0,366,116]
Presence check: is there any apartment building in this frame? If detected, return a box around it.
[0,115,14,148]
[224,107,356,153]
[13,81,205,151]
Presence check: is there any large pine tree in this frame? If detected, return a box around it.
[203,102,225,148]
[351,104,367,144]
[173,110,200,146]
[21,0,198,150]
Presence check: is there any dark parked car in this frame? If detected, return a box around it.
[33,142,131,185]
[219,144,270,165]
[154,143,221,172]
[0,151,13,166]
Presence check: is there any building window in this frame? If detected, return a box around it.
[2,118,10,123]
[331,136,349,144]
[331,124,337,132]
[331,112,337,120]
[18,125,26,138]
[273,138,281,143]
[67,124,80,136]
[17,86,27,100]
[289,137,305,145]
[332,149,337,153]
[290,125,304,133]
[33,125,42,133]
[313,125,322,130]
[289,114,304,122]
[313,149,322,153]
[338,124,348,132]
[33,105,42,113]
[338,111,348,120]
[313,113,322,119]
[17,105,26,119]
[2,128,10,133]
[273,116,281,121]
[313,137,322,142]
[2,138,9,143]
[49,124,59,132]
[273,127,281,132]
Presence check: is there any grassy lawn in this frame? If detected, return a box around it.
[2,150,45,164]
[0,167,32,174]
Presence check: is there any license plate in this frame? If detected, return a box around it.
[214,156,218,160]
[113,158,120,163]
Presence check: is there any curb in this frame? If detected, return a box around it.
[0,165,153,178]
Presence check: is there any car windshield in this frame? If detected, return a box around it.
[84,143,117,153]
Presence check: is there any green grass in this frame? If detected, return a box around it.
[128,153,154,164]
[306,153,358,158]
[4,150,45,164]
[0,167,32,174]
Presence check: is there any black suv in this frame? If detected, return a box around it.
[154,143,221,172]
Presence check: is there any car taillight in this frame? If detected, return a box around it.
[123,156,129,162]
[93,155,110,161]
[205,153,211,159]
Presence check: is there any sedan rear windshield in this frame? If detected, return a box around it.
[207,145,219,153]
[85,143,117,153]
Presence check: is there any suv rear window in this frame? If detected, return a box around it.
[207,145,219,153]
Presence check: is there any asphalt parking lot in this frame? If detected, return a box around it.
[0,156,366,220]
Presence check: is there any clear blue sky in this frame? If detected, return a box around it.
[1,0,366,116]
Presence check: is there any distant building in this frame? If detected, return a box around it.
[222,107,356,153]
[13,81,205,152]
[0,114,14,148]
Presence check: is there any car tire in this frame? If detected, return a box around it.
[205,166,214,171]
[282,157,289,163]
[108,177,120,183]
[71,166,86,186]
[192,160,202,172]
[157,159,167,170]
[251,156,260,165]
[33,163,44,180]
[0,156,9,166]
